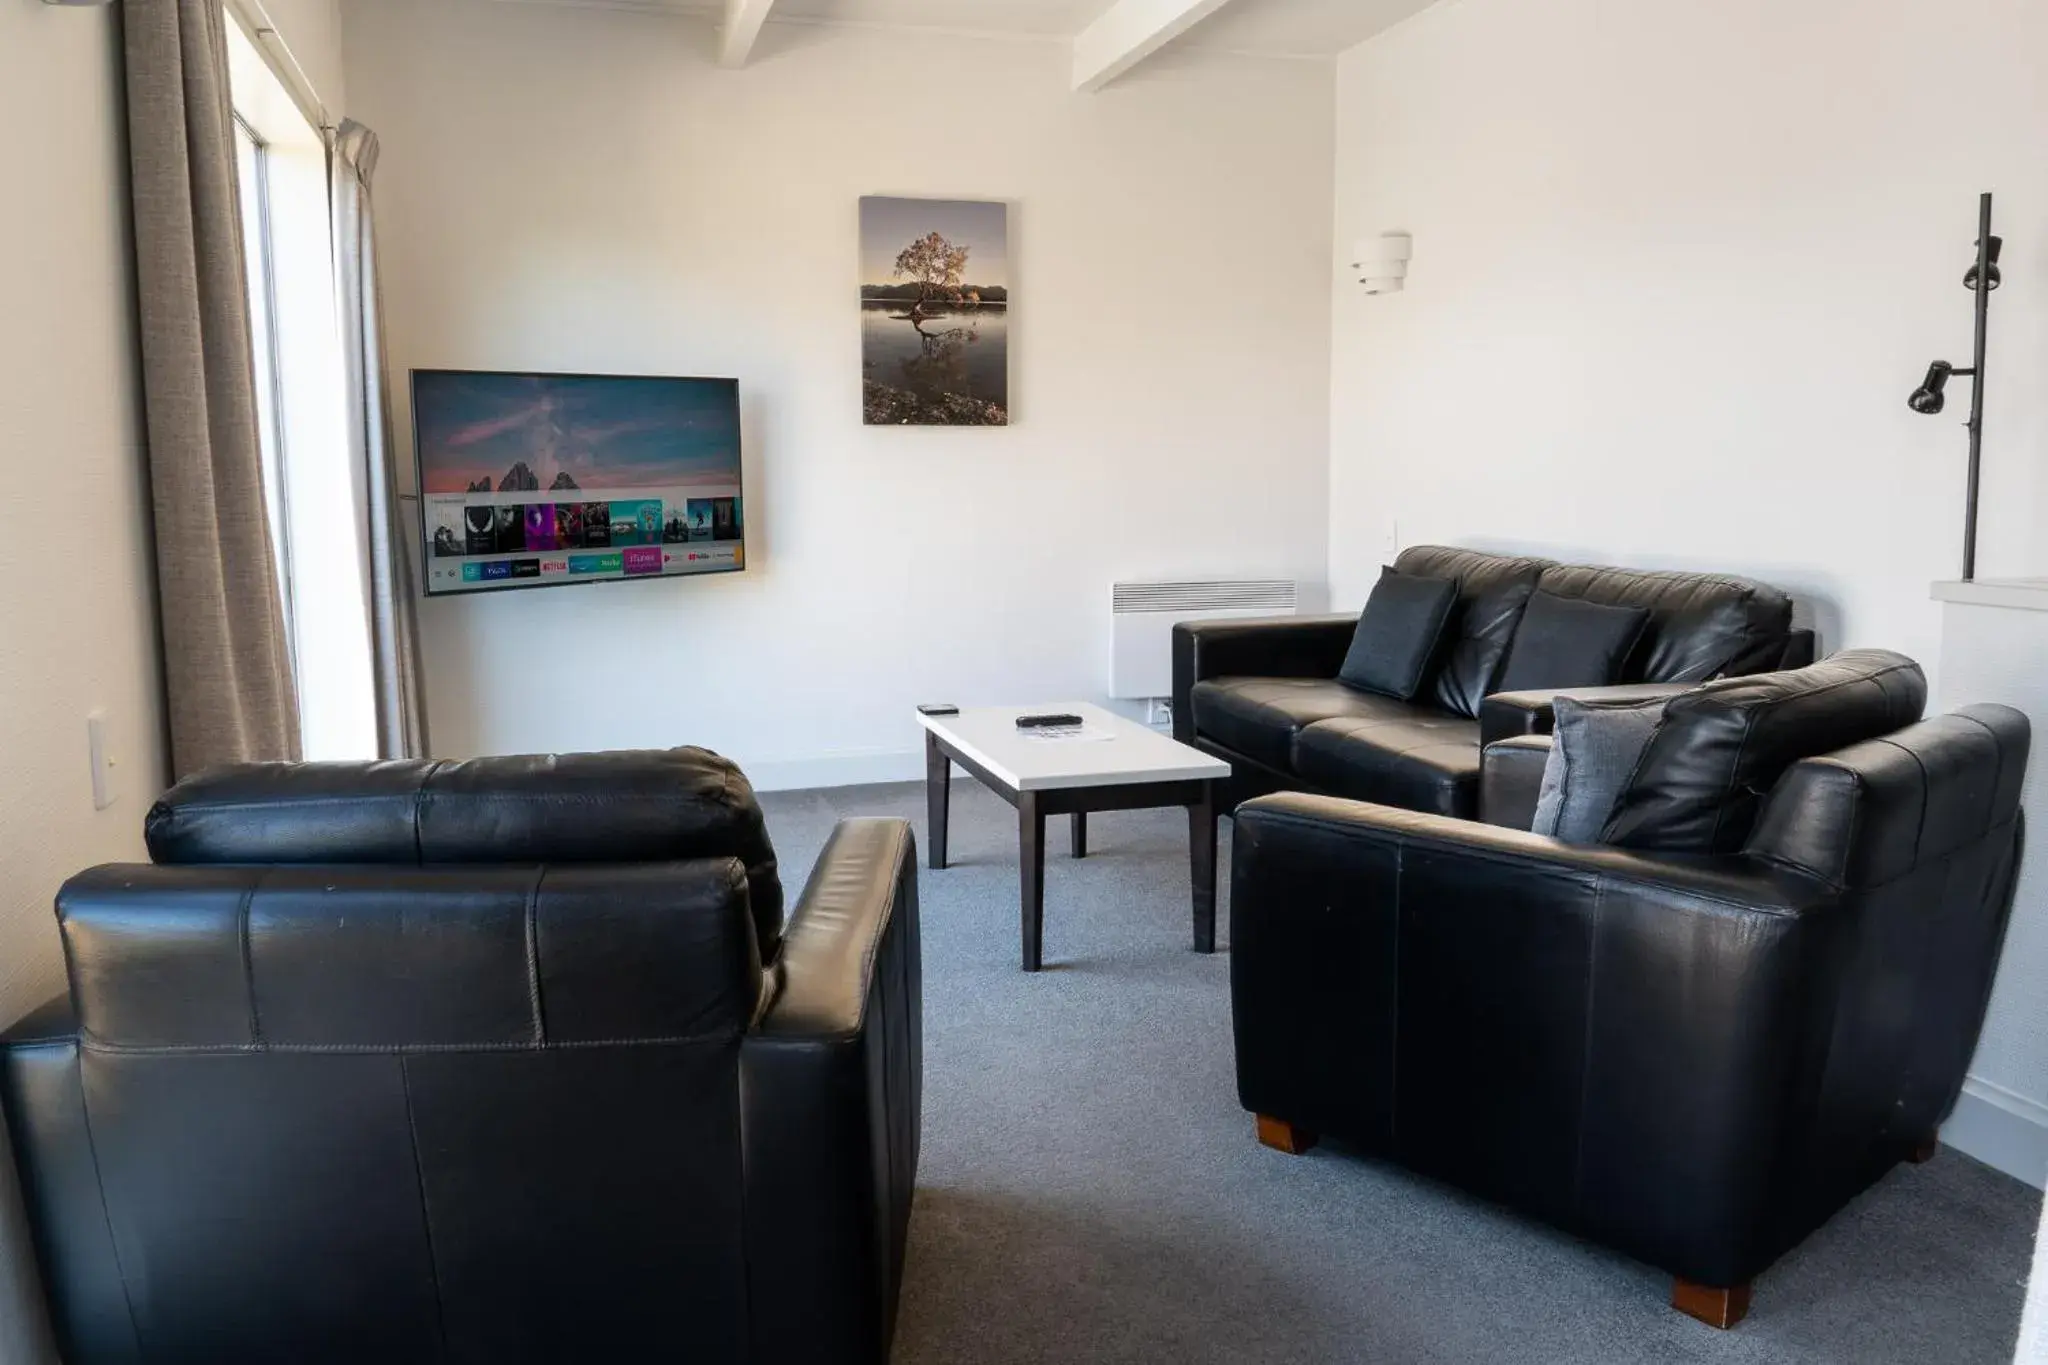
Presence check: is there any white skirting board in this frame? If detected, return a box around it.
[1945,1077,2048,1189]
[741,747,925,793]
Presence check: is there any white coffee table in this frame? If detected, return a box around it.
[916,702,1232,971]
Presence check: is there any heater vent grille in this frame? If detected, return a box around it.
[1111,579,1297,615]
[1108,578,1312,699]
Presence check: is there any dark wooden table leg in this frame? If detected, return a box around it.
[1188,781,1217,953]
[924,731,949,870]
[1071,811,1087,858]
[1019,791,1046,971]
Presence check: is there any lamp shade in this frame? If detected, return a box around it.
[1350,233,1413,268]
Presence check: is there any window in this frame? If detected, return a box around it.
[233,114,298,674]
[227,16,377,760]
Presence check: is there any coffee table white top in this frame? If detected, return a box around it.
[917,702,1230,793]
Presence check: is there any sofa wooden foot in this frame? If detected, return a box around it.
[1255,1114,1317,1155]
[1672,1278,1751,1329]
[1908,1135,1940,1164]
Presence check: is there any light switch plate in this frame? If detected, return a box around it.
[87,711,116,810]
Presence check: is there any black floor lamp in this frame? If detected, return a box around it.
[1907,192,2001,581]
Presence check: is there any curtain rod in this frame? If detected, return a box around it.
[223,0,336,134]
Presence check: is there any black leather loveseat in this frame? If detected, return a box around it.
[1172,545,1815,818]
[1229,650,2029,1327]
[1,749,921,1365]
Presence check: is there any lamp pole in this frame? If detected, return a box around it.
[1961,191,1992,582]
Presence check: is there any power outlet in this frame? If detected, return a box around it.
[1146,698,1174,729]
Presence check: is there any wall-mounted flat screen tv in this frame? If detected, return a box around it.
[413,369,744,597]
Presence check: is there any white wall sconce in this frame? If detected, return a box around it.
[1351,233,1412,294]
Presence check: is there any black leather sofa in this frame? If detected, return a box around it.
[1172,545,1815,818]
[1228,653,2029,1327]
[0,749,921,1365]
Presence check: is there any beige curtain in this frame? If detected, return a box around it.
[124,0,300,777]
[332,119,430,758]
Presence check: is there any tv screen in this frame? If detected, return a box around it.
[412,369,744,596]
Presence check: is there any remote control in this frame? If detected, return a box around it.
[1016,713,1084,729]
[917,703,959,716]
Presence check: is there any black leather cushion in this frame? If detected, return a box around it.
[1291,710,1483,817]
[1496,590,1649,694]
[1190,677,1421,772]
[1393,546,1552,719]
[58,860,763,1049]
[145,748,786,959]
[145,759,434,862]
[1336,566,1459,700]
[1606,649,1928,853]
[1533,563,1794,684]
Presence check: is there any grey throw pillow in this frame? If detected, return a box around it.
[1529,694,1671,843]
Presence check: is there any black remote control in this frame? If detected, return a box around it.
[917,703,959,716]
[1016,712,1083,729]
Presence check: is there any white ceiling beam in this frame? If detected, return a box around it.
[718,0,777,68]
[1071,0,1241,92]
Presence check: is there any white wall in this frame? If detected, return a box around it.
[0,6,162,1362]
[1328,0,2048,675]
[253,0,347,118]
[1328,0,2048,1192]
[1935,594,2048,1190]
[340,0,1336,787]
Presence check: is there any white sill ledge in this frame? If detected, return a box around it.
[1932,579,2048,613]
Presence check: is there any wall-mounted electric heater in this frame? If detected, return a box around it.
[1108,578,1318,700]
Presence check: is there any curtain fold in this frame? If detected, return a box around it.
[124,0,301,778]
[331,119,430,759]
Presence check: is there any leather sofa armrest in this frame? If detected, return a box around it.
[1229,793,1835,1286]
[1478,682,1697,749]
[2,995,135,1364]
[1233,793,1831,936]
[740,818,920,1365]
[1171,613,1359,742]
[1480,735,1551,830]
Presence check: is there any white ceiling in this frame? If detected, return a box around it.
[510,0,1439,59]
[1169,0,1438,57]
[768,0,1105,40]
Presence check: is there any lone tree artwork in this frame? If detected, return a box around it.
[894,232,971,320]
[860,197,1009,427]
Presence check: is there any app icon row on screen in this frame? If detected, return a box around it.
[432,497,742,559]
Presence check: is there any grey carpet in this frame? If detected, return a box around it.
[759,780,2039,1365]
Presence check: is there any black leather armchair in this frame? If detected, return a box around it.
[1,750,921,1365]
[1230,703,2027,1327]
